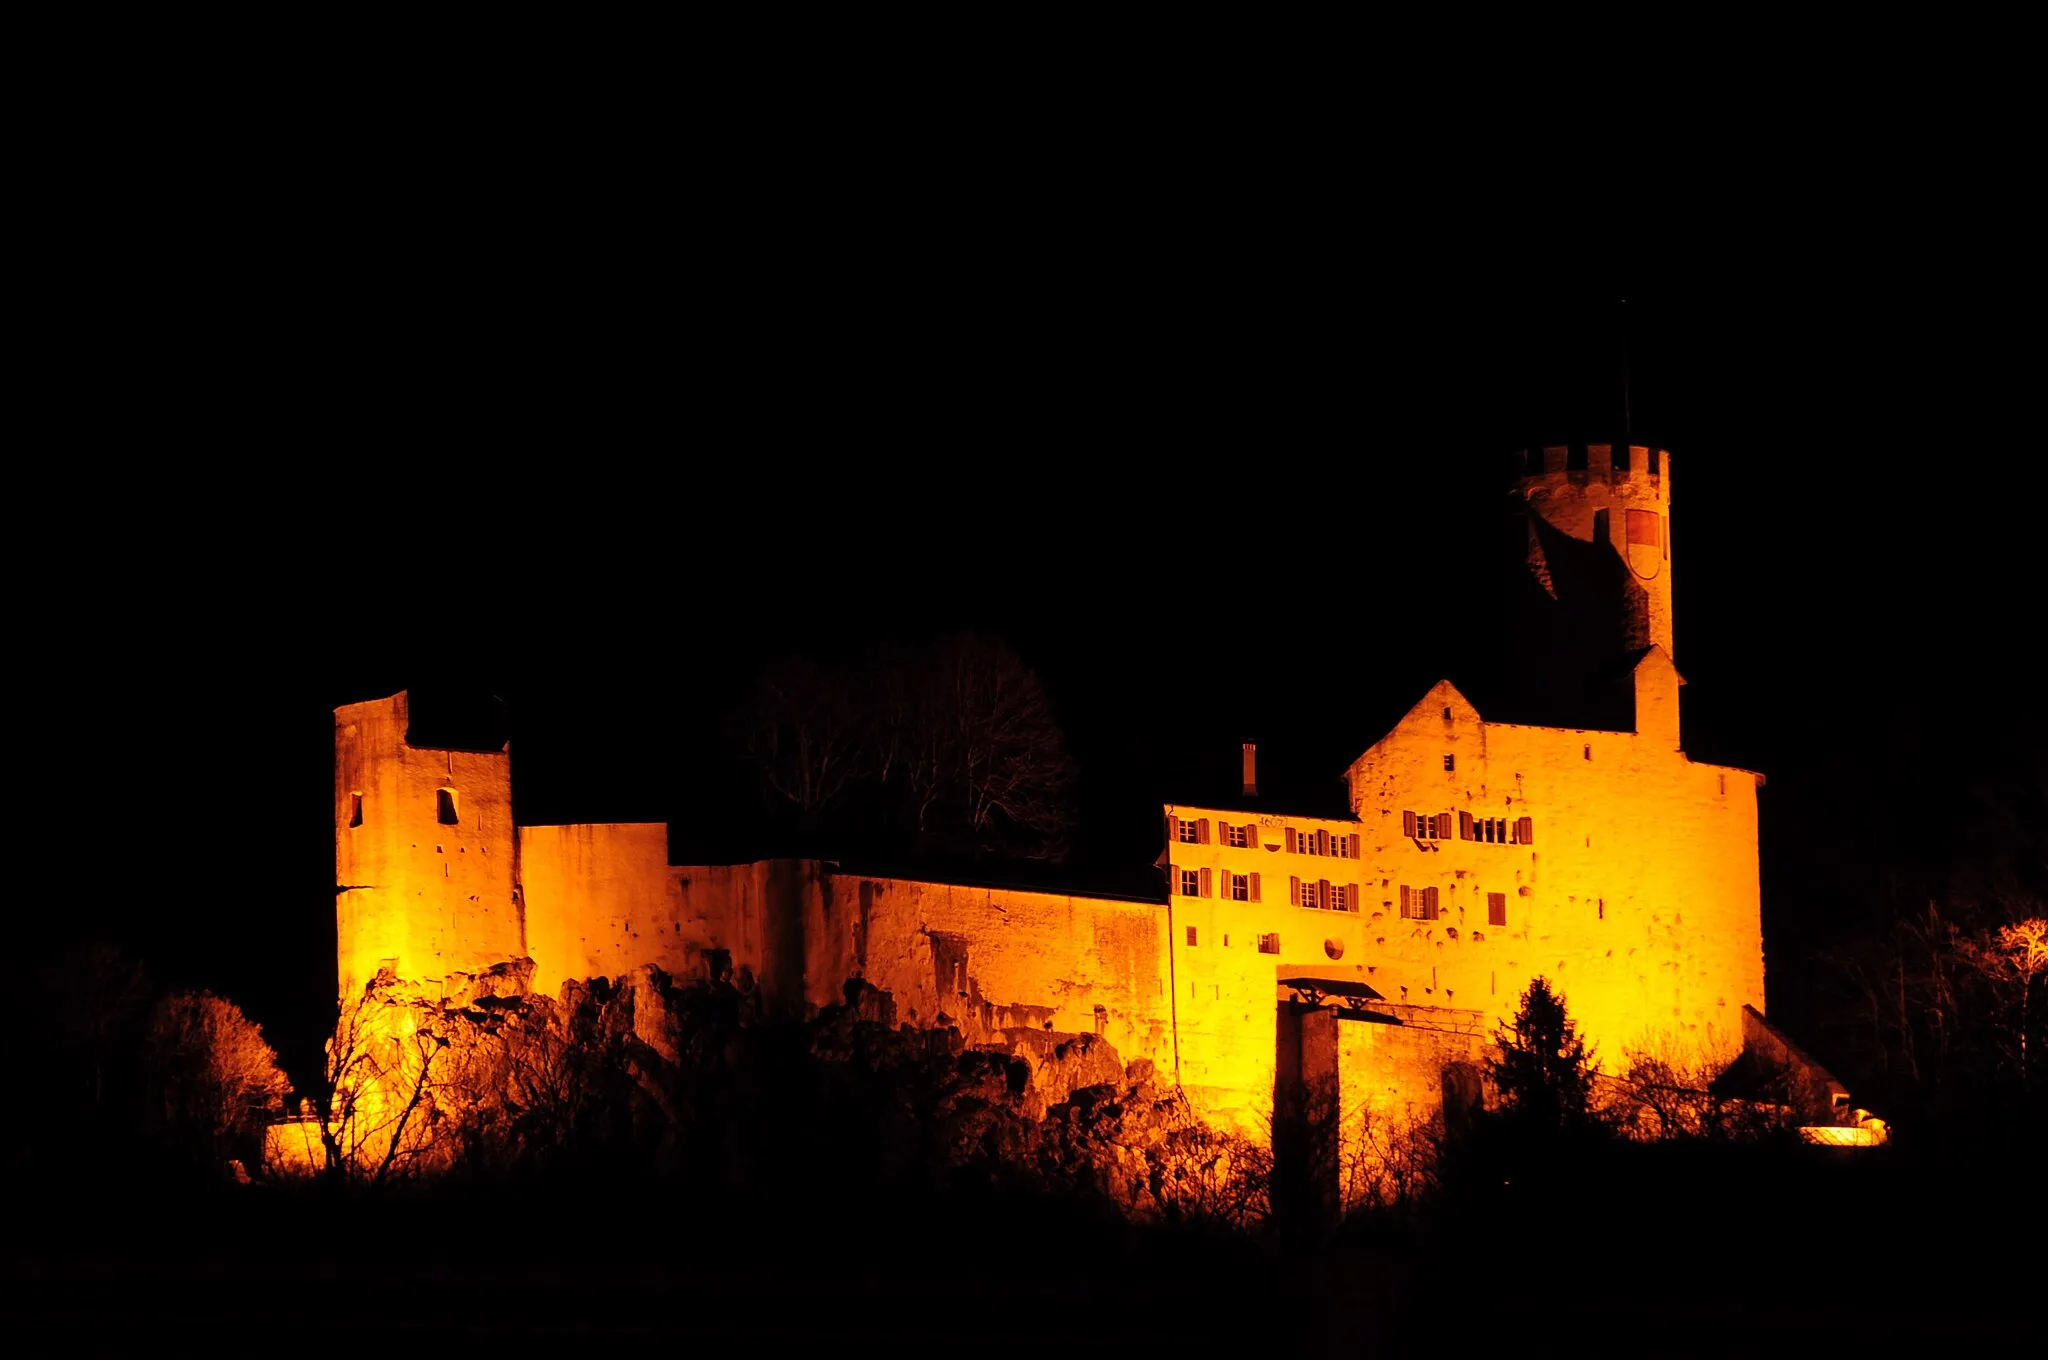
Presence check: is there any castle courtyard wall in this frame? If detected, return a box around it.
[519,823,675,997]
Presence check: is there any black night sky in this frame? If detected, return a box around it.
[28,198,2039,1083]
[12,82,2047,1345]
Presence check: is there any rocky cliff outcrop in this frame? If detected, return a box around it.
[281,968,1267,1225]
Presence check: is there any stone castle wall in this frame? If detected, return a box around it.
[334,693,524,1001]
[333,670,1769,1151]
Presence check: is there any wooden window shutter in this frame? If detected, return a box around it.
[1459,811,1474,840]
[1488,891,1507,926]
[1198,818,1211,844]
[1285,827,1297,854]
[1399,885,1412,918]
[1517,816,1534,845]
[1289,875,1301,906]
[1347,833,1360,859]
[1167,814,1181,844]
[1431,813,1447,839]
[1244,823,1259,850]
[1200,867,1213,898]
[1249,872,1262,902]
[1316,828,1329,856]
[1318,878,1331,910]
[1402,810,1416,838]
[1348,882,1361,913]
[1426,886,1440,918]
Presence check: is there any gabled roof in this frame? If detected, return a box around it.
[1595,644,1686,689]
[1340,678,1480,771]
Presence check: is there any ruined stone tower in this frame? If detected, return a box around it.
[334,691,525,1000]
[1503,442,1675,727]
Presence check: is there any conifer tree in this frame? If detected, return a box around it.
[1487,976,1597,1134]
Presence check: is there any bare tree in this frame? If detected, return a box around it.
[1614,1041,1796,1143]
[737,655,862,816]
[736,633,1078,862]
[887,634,1076,861]
[314,980,459,1189]
[1961,915,2047,1094]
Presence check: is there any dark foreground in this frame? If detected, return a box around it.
[7,1144,2040,1355]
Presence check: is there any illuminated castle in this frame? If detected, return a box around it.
[332,444,1811,1145]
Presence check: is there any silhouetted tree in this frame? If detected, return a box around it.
[1487,976,1597,1135]
[875,633,1075,861]
[142,990,288,1175]
[735,632,1077,862]
[738,655,861,818]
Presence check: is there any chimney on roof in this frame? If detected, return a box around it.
[1242,742,1258,797]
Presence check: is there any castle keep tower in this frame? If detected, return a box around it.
[334,691,524,1000]
[1504,442,1674,726]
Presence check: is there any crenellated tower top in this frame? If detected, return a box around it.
[1509,442,1674,660]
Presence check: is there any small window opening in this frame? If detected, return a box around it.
[348,793,363,828]
[1598,898,1605,920]
[436,789,459,825]
[1442,706,1452,720]
[1444,754,1455,772]
[1719,772,1727,795]
[1258,932,1281,955]
[1583,744,1592,761]
[1186,926,1198,947]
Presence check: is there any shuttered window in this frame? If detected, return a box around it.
[1224,822,1250,848]
[1488,892,1507,926]
[1289,827,1362,857]
[1399,885,1441,920]
[1515,816,1534,845]
[1180,869,1199,897]
[1461,813,1510,843]
[1258,933,1280,955]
